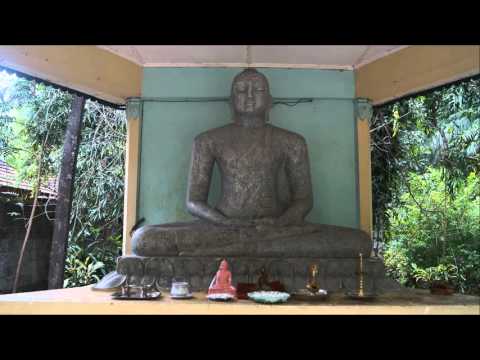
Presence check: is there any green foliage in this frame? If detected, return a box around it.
[0,71,17,157]
[3,79,72,183]
[373,77,480,294]
[0,71,125,288]
[383,169,480,293]
[64,243,105,288]
[371,78,480,240]
[63,233,122,288]
[410,263,458,284]
[68,100,126,286]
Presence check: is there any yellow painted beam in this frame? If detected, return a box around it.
[357,118,372,237]
[356,46,480,105]
[0,46,142,105]
[122,100,142,255]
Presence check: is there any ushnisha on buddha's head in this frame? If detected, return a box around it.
[230,68,273,127]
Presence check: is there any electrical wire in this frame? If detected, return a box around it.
[133,97,353,106]
[272,99,313,107]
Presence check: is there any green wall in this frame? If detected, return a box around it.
[138,68,360,229]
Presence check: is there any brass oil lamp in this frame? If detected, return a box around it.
[346,252,376,300]
[357,253,365,297]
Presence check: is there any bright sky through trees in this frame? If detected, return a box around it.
[0,70,17,100]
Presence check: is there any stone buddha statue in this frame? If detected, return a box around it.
[130,68,371,259]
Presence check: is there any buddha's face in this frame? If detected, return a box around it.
[231,70,271,118]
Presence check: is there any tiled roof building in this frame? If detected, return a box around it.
[0,159,57,197]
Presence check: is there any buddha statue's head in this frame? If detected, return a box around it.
[230,68,272,126]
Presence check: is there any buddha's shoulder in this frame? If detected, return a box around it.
[193,124,232,143]
[270,125,307,145]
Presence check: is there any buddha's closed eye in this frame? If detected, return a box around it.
[236,84,246,92]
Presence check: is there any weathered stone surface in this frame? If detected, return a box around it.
[132,222,372,258]
[116,256,400,292]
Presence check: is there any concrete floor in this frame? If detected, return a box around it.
[0,285,478,314]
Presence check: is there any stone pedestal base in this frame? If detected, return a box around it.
[116,256,400,293]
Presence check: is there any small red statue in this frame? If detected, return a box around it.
[208,259,236,297]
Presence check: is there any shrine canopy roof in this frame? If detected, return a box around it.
[0,46,478,106]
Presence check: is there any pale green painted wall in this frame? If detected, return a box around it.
[138,68,360,229]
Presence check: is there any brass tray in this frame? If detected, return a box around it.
[291,289,329,302]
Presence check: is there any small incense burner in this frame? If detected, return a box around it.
[291,264,328,301]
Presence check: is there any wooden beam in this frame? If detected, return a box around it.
[48,95,86,289]
[0,46,142,105]
[356,46,480,105]
[355,100,374,238]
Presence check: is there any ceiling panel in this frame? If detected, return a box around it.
[98,45,408,69]
[353,45,407,67]
[135,45,246,65]
[250,45,368,67]
[98,46,144,65]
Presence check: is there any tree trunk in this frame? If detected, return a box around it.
[48,95,86,289]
